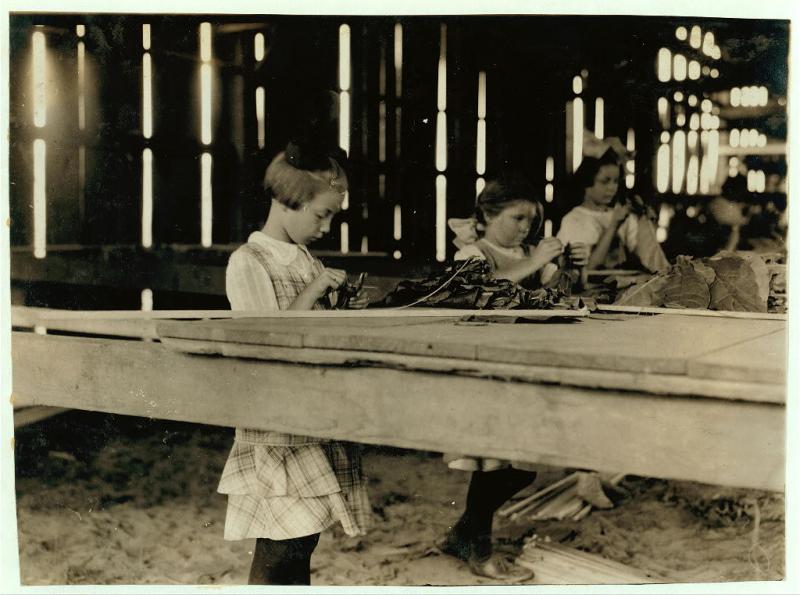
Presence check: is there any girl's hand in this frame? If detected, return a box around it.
[567,242,591,267]
[308,268,347,300]
[530,237,564,269]
[611,203,630,225]
[347,289,371,310]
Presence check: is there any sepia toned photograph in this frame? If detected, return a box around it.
[1,2,795,591]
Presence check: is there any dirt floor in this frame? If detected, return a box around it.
[12,411,785,586]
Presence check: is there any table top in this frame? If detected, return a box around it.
[157,312,786,399]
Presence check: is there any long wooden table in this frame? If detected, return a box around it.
[11,309,786,491]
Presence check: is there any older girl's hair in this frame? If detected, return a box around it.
[264,140,348,210]
[475,175,544,235]
[573,147,621,190]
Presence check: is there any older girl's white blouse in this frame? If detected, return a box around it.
[225,231,318,311]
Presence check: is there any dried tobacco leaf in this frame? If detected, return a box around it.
[378,258,565,309]
[661,263,711,309]
[704,254,767,312]
[613,273,669,307]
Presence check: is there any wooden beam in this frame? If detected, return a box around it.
[11,332,784,491]
[13,406,70,429]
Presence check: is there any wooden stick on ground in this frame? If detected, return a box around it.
[498,472,580,518]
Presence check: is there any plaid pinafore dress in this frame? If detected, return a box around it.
[218,238,371,540]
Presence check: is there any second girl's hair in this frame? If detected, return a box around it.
[475,175,544,235]
[264,140,349,210]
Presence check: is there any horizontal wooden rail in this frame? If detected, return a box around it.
[11,332,785,491]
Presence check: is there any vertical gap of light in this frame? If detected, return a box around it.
[142,148,153,248]
[254,33,264,61]
[594,97,604,139]
[340,222,349,253]
[477,71,487,119]
[545,156,554,181]
[626,128,635,189]
[545,184,554,202]
[436,112,447,172]
[141,289,154,312]
[256,86,266,149]
[200,22,212,62]
[707,130,720,183]
[688,130,698,151]
[572,98,584,172]
[572,75,582,95]
[342,191,349,211]
[730,128,740,148]
[33,140,47,258]
[393,205,402,240]
[671,131,686,194]
[200,63,212,145]
[361,236,369,253]
[142,24,151,50]
[201,152,213,247]
[747,170,756,192]
[657,97,669,129]
[657,48,671,83]
[437,24,447,112]
[32,31,47,127]
[76,24,85,37]
[78,41,85,130]
[379,101,387,163]
[435,174,447,262]
[394,23,403,98]
[690,25,701,49]
[686,155,699,195]
[688,60,700,80]
[476,177,486,197]
[656,143,670,193]
[544,220,553,238]
[699,155,711,194]
[476,120,486,176]
[673,54,687,82]
[143,53,153,139]
[339,25,351,91]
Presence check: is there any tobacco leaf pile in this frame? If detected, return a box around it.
[378,258,566,309]
[614,251,786,313]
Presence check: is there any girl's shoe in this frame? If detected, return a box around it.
[468,551,534,583]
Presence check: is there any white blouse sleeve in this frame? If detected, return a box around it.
[454,244,486,261]
[225,248,280,311]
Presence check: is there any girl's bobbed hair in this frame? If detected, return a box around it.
[264,140,349,210]
[475,175,544,235]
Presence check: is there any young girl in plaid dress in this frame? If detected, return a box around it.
[218,140,371,585]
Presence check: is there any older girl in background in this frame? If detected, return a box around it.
[219,140,370,585]
[441,175,588,582]
[557,136,669,274]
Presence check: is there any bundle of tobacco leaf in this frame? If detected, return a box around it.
[614,251,784,313]
[378,258,565,309]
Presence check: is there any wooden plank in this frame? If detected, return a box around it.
[159,337,786,404]
[11,332,785,491]
[156,314,785,377]
[688,330,786,385]
[518,542,664,584]
[597,304,787,321]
